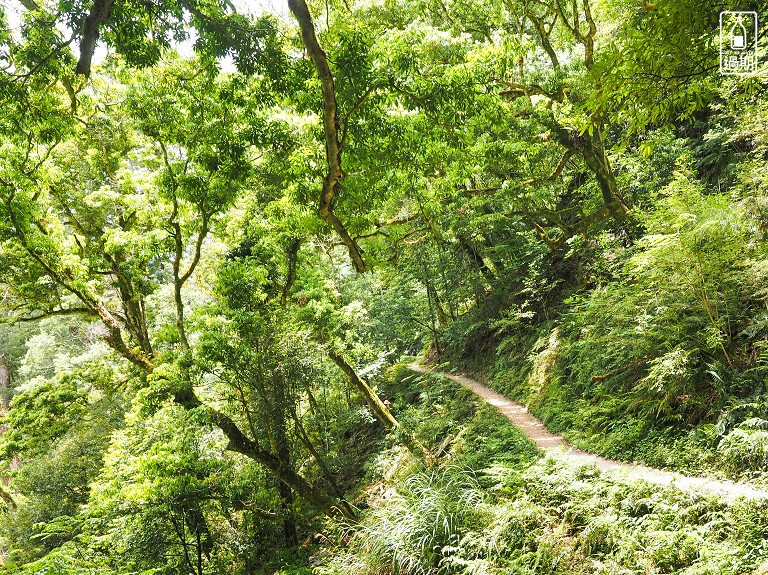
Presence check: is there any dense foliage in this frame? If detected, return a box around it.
[0,0,767,573]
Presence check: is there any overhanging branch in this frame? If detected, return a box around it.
[13,307,96,322]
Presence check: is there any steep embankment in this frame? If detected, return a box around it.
[410,364,768,502]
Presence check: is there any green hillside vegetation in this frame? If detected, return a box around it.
[317,370,768,575]
[0,0,767,573]
[469,172,768,479]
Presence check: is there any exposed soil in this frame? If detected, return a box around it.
[409,364,768,502]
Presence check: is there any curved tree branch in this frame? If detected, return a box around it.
[288,0,366,272]
[173,386,349,518]
[326,349,429,458]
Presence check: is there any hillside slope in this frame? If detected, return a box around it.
[313,366,768,575]
[412,364,768,501]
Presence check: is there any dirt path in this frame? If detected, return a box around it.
[409,364,768,502]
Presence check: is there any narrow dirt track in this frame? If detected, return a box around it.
[409,364,768,502]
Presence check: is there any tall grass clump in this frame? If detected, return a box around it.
[349,466,485,574]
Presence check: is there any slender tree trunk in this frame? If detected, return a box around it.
[195,526,203,575]
[326,350,428,458]
[288,0,366,272]
[281,239,301,307]
[289,402,353,515]
[170,514,196,575]
[0,354,10,410]
[458,236,496,285]
[0,353,14,500]
[272,381,298,546]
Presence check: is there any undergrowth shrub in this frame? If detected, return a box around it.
[451,404,540,469]
[350,466,485,574]
[720,421,768,472]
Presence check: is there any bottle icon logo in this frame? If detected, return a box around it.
[720,11,758,75]
[731,18,746,50]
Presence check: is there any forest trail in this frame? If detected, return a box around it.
[409,364,768,502]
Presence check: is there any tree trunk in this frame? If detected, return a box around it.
[0,354,10,410]
[288,400,353,516]
[458,236,496,285]
[326,350,428,458]
[173,387,348,518]
[548,119,630,233]
[281,238,301,307]
[288,0,367,273]
[272,382,298,546]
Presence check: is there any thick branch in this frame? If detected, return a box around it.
[501,80,564,102]
[551,0,595,68]
[173,387,346,517]
[552,0,577,37]
[13,307,96,322]
[287,401,352,514]
[172,210,209,351]
[179,215,210,285]
[288,0,366,272]
[18,0,40,10]
[319,207,366,272]
[5,197,153,371]
[76,0,114,76]
[380,213,420,227]
[549,149,575,181]
[97,302,155,372]
[529,14,560,69]
[354,213,421,240]
[326,349,427,457]
[281,238,301,307]
[512,203,613,250]
[548,121,629,219]
[521,149,576,187]
[0,485,16,509]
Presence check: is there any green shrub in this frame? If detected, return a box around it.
[720,426,768,472]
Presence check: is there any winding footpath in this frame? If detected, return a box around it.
[409,364,768,502]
